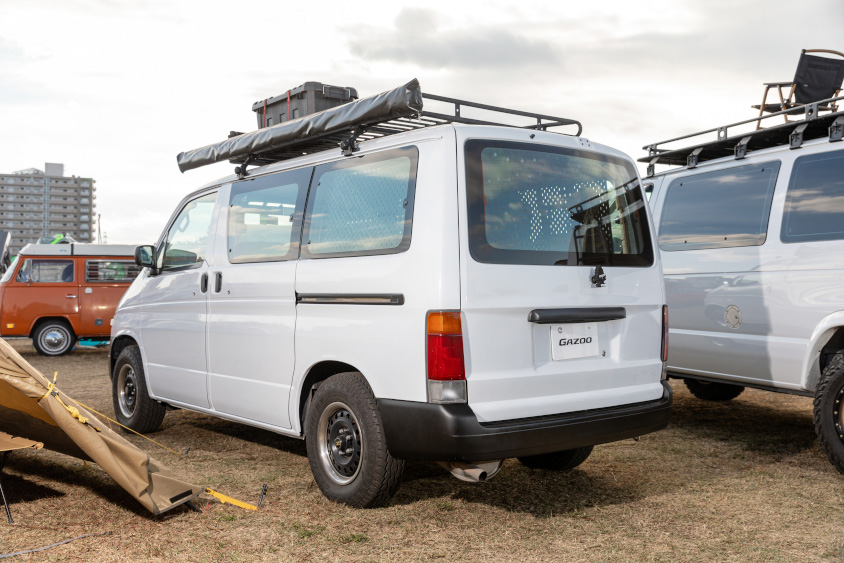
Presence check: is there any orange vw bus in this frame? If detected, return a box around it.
[0,243,140,355]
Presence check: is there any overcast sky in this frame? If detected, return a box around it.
[1,0,842,243]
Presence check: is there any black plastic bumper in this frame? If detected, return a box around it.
[378,381,672,461]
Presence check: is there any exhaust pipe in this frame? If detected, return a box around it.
[437,460,504,483]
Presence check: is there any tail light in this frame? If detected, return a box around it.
[661,305,669,363]
[427,311,467,404]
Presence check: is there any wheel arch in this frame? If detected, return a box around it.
[802,312,844,392]
[29,316,76,338]
[296,361,364,436]
[110,335,139,380]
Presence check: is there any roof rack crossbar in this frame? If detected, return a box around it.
[420,93,582,134]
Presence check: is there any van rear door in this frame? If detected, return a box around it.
[459,138,665,423]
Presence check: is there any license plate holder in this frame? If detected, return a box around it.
[551,323,599,361]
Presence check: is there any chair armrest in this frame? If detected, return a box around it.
[762,81,793,87]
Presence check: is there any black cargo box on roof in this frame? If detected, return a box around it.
[253,82,358,129]
[176,79,582,174]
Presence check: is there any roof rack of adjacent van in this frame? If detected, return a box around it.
[176,79,583,177]
[639,94,844,176]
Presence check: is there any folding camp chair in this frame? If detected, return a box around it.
[752,49,844,129]
[0,432,43,524]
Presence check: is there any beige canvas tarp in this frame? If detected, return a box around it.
[0,338,203,515]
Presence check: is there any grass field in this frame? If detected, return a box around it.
[1,340,843,562]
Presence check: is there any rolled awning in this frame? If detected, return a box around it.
[176,79,424,172]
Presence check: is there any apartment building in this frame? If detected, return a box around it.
[0,163,96,256]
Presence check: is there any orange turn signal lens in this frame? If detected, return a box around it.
[427,311,462,335]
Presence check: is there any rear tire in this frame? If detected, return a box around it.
[518,445,593,471]
[814,352,844,474]
[32,320,76,356]
[112,345,165,433]
[304,372,404,508]
[684,379,745,401]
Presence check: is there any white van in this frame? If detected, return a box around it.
[111,81,671,507]
[643,101,844,473]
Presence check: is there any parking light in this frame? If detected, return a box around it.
[427,311,467,404]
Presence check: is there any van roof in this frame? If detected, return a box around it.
[19,243,136,257]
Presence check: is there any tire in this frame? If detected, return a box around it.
[684,378,745,401]
[111,345,165,433]
[32,320,76,356]
[518,445,593,471]
[304,372,404,508]
[814,352,844,474]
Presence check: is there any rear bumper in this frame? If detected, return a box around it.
[378,381,672,461]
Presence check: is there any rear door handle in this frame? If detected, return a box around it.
[214,272,222,293]
[200,273,208,293]
[65,295,77,299]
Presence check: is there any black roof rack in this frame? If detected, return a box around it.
[177,79,582,176]
[639,94,844,176]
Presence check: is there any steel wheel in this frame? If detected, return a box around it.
[111,344,166,433]
[33,322,75,356]
[116,363,138,419]
[317,401,363,485]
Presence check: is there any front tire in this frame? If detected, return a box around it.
[112,345,165,433]
[304,372,404,508]
[32,320,76,356]
[519,445,593,471]
[814,352,844,473]
[684,379,745,401]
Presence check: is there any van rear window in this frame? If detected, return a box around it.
[465,140,653,267]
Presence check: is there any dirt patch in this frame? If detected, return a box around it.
[1,339,842,562]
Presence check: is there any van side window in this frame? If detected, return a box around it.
[160,192,218,271]
[301,147,418,258]
[658,162,780,251]
[227,167,310,263]
[781,149,844,243]
[86,260,142,282]
[16,259,74,283]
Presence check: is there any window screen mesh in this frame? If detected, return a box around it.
[307,156,412,255]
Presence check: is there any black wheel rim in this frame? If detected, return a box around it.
[117,364,138,418]
[834,383,844,445]
[317,401,363,485]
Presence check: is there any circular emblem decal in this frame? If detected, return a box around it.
[725,305,741,329]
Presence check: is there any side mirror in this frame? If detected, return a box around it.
[134,245,156,268]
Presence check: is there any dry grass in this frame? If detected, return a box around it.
[1,339,843,562]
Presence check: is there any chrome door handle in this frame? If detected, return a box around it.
[65,295,77,299]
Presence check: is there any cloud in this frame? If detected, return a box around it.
[347,8,562,70]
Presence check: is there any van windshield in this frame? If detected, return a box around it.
[465,140,654,267]
[0,256,18,283]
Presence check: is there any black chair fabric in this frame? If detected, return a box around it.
[793,53,844,104]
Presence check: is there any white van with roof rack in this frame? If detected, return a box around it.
[110,79,671,507]
[643,94,844,473]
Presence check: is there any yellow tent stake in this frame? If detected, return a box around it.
[205,488,257,510]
